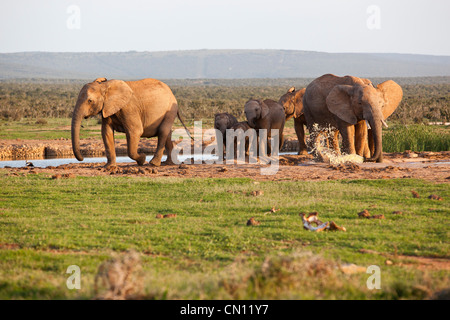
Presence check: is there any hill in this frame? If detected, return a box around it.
[1,50,450,79]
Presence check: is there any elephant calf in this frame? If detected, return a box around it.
[214,112,238,151]
[244,99,286,155]
[278,87,308,155]
[71,77,190,167]
[228,121,252,157]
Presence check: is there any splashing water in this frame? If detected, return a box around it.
[309,124,364,165]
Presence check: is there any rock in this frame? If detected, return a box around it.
[392,211,403,215]
[329,221,347,231]
[358,209,371,218]
[411,190,420,198]
[250,190,264,197]
[247,217,261,226]
[428,194,443,201]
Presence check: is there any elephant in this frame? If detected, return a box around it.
[214,112,238,151]
[302,74,403,162]
[229,121,252,156]
[278,87,308,155]
[244,99,286,155]
[71,77,190,168]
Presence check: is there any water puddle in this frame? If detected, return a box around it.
[0,152,299,168]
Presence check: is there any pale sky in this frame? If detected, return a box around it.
[0,0,449,55]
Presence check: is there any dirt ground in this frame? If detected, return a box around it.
[2,140,449,182]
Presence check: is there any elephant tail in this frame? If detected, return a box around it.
[177,109,194,141]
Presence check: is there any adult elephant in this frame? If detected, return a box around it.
[278,87,308,155]
[244,99,286,154]
[71,77,190,168]
[303,74,403,162]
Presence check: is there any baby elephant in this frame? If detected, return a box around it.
[244,99,286,155]
[214,112,238,151]
[229,121,252,157]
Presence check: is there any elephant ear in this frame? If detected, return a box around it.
[293,88,306,118]
[102,80,133,118]
[260,100,270,119]
[94,77,107,83]
[326,85,358,125]
[377,80,403,120]
[227,113,237,127]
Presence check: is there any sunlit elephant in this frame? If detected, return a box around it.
[278,87,308,155]
[303,74,402,162]
[244,99,286,154]
[71,77,190,167]
[214,112,238,152]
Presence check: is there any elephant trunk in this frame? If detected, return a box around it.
[71,102,86,161]
[366,117,383,163]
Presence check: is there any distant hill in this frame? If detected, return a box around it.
[1,50,450,80]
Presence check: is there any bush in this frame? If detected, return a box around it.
[383,124,450,152]
[35,118,48,125]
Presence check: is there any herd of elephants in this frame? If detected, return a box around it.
[70,74,403,168]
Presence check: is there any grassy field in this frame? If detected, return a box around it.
[0,118,126,140]
[0,174,448,299]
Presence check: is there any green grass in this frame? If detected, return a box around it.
[383,124,450,152]
[0,118,126,140]
[0,174,448,299]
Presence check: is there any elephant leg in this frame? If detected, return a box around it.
[102,120,116,168]
[279,131,284,152]
[163,130,175,165]
[294,117,308,155]
[126,129,146,166]
[339,124,356,155]
[150,117,174,167]
[267,134,272,156]
[354,121,369,157]
[332,130,341,155]
[368,128,375,157]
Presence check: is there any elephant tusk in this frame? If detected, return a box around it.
[365,120,371,130]
[381,119,389,128]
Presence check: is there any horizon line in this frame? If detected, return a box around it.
[1,49,449,58]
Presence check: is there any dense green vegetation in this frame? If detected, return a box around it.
[0,175,448,299]
[0,79,448,153]
[0,79,449,124]
[383,124,450,152]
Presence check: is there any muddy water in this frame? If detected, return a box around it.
[0,152,300,168]
[0,154,213,168]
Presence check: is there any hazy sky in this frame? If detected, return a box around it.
[0,0,449,55]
